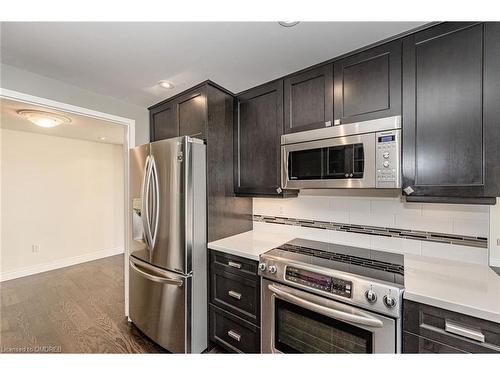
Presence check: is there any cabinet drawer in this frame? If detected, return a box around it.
[404,300,500,353]
[403,331,466,353]
[210,250,258,278]
[210,304,260,353]
[210,269,260,325]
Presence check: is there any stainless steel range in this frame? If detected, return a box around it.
[259,239,404,354]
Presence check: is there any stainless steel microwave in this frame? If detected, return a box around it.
[281,116,401,189]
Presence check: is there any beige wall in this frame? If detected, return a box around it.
[0,129,124,275]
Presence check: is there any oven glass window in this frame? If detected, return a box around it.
[274,299,373,353]
[288,143,365,181]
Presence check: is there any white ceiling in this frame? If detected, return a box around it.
[0,98,125,144]
[1,22,427,107]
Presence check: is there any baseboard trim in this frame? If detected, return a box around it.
[0,247,124,282]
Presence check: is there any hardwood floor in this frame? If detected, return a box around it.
[0,254,166,353]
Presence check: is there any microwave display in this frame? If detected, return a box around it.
[378,135,395,142]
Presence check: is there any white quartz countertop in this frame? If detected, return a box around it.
[207,230,294,261]
[404,254,500,323]
[208,231,500,323]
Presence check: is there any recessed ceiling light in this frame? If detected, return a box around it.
[99,137,106,141]
[158,80,175,89]
[278,21,300,28]
[17,110,71,128]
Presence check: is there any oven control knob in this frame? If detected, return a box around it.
[258,263,267,272]
[365,290,377,303]
[383,152,390,159]
[268,265,277,274]
[383,295,397,308]
[383,161,390,168]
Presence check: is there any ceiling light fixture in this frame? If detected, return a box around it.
[17,110,71,128]
[158,80,175,89]
[278,21,300,28]
[99,137,106,141]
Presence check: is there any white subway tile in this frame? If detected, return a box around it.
[294,226,333,243]
[330,231,371,248]
[349,212,395,228]
[330,196,371,215]
[452,218,489,238]
[370,197,422,216]
[285,196,333,221]
[394,214,453,233]
[422,203,489,220]
[420,241,488,265]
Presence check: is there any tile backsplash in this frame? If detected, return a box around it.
[253,193,490,265]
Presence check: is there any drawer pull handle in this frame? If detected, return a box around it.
[445,320,485,343]
[227,330,241,342]
[228,290,242,300]
[228,261,242,269]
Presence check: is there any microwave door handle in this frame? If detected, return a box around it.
[129,258,183,286]
[268,284,383,328]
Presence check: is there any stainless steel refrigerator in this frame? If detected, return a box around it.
[128,136,207,353]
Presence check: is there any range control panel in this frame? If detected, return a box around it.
[375,129,401,188]
[285,266,352,298]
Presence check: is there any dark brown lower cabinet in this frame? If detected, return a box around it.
[208,250,261,353]
[403,300,500,353]
[209,305,260,353]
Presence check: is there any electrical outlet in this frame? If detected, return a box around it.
[278,206,284,215]
[32,244,40,253]
[497,238,500,247]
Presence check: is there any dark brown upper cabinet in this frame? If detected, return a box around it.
[150,101,178,142]
[402,22,500,203]
[149,86,208,142]
[174,87,208,139]
[283,64,334,134]
[333,40,401,125]
[234,81,297,197]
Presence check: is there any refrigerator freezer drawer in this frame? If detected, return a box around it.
[129,257,188,353]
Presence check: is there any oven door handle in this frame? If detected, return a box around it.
[268,284,383,328]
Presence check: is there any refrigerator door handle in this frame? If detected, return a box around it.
[150,155,160,250]
[129,258,184,287]
[141,155,153,250]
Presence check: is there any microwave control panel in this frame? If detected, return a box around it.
[285,266,352,298]
[375,129,401,188]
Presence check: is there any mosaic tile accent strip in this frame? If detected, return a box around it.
[279,243,405,276]
[253,215,488,249]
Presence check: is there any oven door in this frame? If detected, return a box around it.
[281,133,375,189]
[261,280,397,353]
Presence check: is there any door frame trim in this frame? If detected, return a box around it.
[0,87,135,317]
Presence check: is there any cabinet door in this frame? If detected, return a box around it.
[284,64,333,134]
[402,22,486,199]
[333,40,401,125]
[174,88,207,140]
[150,102,178,141]
[235,81,288,196]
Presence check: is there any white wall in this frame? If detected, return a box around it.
[0,63,149,145]
[0,129,124,279]
[253,192,490,265]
